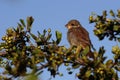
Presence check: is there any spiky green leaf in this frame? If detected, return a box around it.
[55,31,62,44]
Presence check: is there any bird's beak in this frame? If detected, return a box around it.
[65,24,72,29]
[66,25,71,29]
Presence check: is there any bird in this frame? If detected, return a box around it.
[65,19,95,58]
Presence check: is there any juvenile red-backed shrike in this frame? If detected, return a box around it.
[65,19,95,58]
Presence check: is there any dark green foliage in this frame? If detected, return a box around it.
[89,9,120,41]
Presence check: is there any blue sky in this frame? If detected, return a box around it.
[0,0,120,80]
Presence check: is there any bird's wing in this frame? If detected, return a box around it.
[77,27,91,45]
[67,27,90,47]
[67,28,83,46]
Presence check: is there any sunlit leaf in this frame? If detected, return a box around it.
[55,31,62,44]
[103,10,107,18]
[37,31,44,39]
[43,29,47,36]
[17,23,24,31]
[29,33,38,40]
[85,70,91,78]
[25,74,38,80]
[105,59,113,68]
[81,46,90,56]
[46,34,52,41]
[20,19,26,27]
[72,63,80,69]
[89,16,94,23]
[110,10,115,17]
[32,47,41,54]
[59,73,63,76]
[66,67,71,71]
[117,9,120,18]
[27,16,34,32]
[113,25,119,31]
[48,28,51,33]
[112,45,119,54]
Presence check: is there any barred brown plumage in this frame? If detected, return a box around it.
[65,19,95,58]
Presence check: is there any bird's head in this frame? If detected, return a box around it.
[65,19,80,29]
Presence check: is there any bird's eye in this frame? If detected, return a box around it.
[71,24,74,26]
